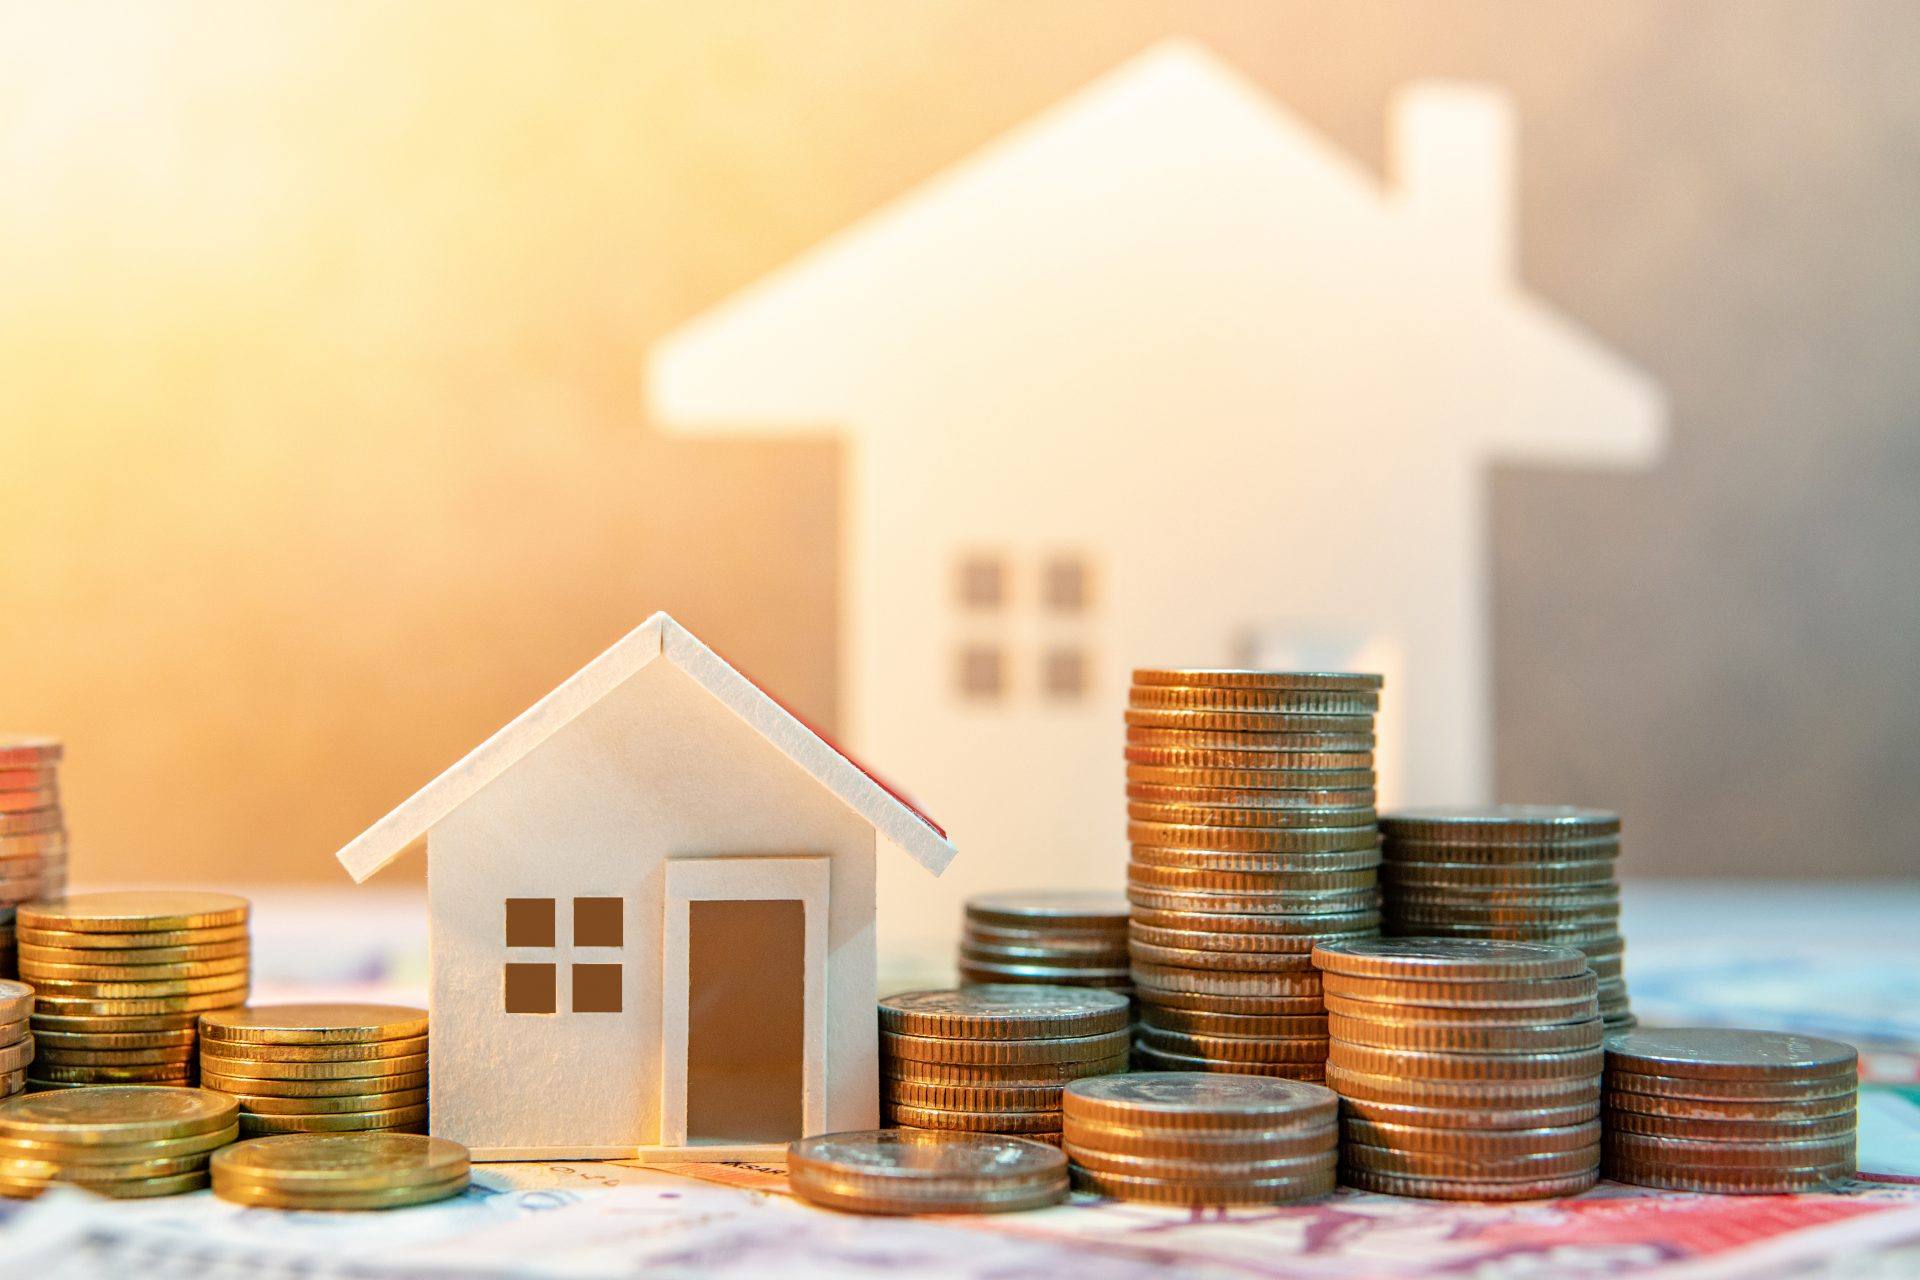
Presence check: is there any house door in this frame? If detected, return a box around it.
[660,856,829,1151]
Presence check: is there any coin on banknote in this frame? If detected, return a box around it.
[0,1086,237,1145]
[787,1129,1068,1214]
[211,1131,467,1198]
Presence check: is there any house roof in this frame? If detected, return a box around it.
[333,612,955,882]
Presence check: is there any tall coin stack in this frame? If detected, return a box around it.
[0,737,68,978]
[0,981,30,1101]
[198,1004,429,1137]
[1379,807,1633,1030]
[0,1086,238,1198]
[1313,938,1604,1200]
[1125,669,1383,1078]
[17,892,251,1089]
[958,892,1131,1001]
[1603,1027,1857,1193]
[1062,1072,1338,1205]
[879,987,1130,1144]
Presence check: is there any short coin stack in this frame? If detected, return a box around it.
[1314,938,1604,1200]
[959,892,1131,1001]
[199,1004,429,1137]
[211,1132,469,1210]
[0,1085,238,1198]
[0,981,33,1101]
[880,987,1130,1144]
[18,891,251,1089]
[1125,668,1383,1078]
[0,737,69,977]
[1603,1027,1857,1193]
[1379,807,1632,1029]
[788,1129,1068,1214]
[1063,1072,1338,1205]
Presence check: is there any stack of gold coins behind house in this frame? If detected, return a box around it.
[0,1085,238,1198]
[1379,806,1632,1029]
[880,987,1130,1144]
[1125,669,1383,1078]
[0,737,69,979]
[17,892,251,1089]
[1062,1072,1338,1205]
[211,1132,468,1210]
[0,981,31,1101]
[1603,1027,1858,1193]
[1314,938,1605,1200]
[958,892,1131,1001]
[198,1004,429,1137]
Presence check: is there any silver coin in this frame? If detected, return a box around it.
[1604,1028,1857,1081]
[789,1128,1066,1181]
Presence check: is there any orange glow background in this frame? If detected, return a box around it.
[4,3,1915,886]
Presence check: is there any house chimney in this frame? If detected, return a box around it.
[1392,82,1515,282]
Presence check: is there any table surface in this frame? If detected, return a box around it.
[5,879,1918,1280]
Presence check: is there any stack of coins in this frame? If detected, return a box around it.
[788,1129,1068,1214]
[1063,1072,1337,1205]
[1379,807,1632,1029]
[1313,938,1604,1200]
[18,892,251,1089]
[0,737,68,977]
[0,1085,237,1198]
[1125,669,1383,1078]
[880,987,1129,1143]
[211,1132,468,1210]
[199,1004,428,1137]
[0,981,31,1100]
[959,892,1131,999]
[1603,1027,1857,1194]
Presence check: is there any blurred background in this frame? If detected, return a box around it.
[2,0,1916,901]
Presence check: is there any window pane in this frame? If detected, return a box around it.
[505,898,555,947]
[957,555,1005,610]
[958,645,1004,699]
[574,897,622,947]
[1043,647,1088,699]
[1043,556,1089,612]
[572,963,623,1013]
[504,962,556,1014]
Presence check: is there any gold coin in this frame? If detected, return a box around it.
[1129,821,1380,854]
[238,1105,429,1134]
[1128,685,1379,713]
[1127,783,1376,809]
[879,989,1131,1040]
[0,1040,30,1073]
[0,1149,219,1182]
[0,810,61,837]
[199,1003,428,1046]
[1330,1041,1602,1082]
[1604,1130,1856,1168]
[1326,1062,1601,1107]
[1125,746,1375,771]
[1339,1167,1598,1200]
[33,991,248,1016]
[30,1064,196,1084]
[32,1027,198,1050]
[1132,670,1384,692]
[0,980,29,1023]
[883,1030,1129,1066]
[1128,941,1321,972]
[19,955,251,982]
[31,1011,203,1033]
[209,1133,464,1190]
[1604,1089,1855,1121]
[1132,1044,1325,1081]
[0,1168,210,1199]
[1337,1093,1600,1131]
[19,892,250,933]
[883,1080,1063,1113]
[212,1171,469,1210]
[202,1035,428,1064]
[200,1070,429,1098]
[1071,1164,1335,1204]
[20,940,251,966]
[19,923,250,950]
[201,1053,428,1082]
[0,1085,237,1144]
[30,1047,195,1067]
[217,1087,429,1117]
[0,1122,238,1162]
[1341,1117,1600,1155]
[884,1103,1063,1134]
[1341,1141,1599,1180]
[1064,1142,1334,1181]
[0,739,61,769]
[1130,961,1322,998]
[1327,1014,1604,1055]
[1135,1027,1327,1064]
[1130,921,1379,951]
[1127,764,1375,789]
[1126,726,1376,753]
[26,973,250,999]
[1064,1118,1336,1160]
[1139,1009,1327,1038]
[1320,970,1598,1008]
[1128,802,1377,830]
[1602,1108,1854,1142]
[882,1055,1128,1086]
[1322,992,1600,1026]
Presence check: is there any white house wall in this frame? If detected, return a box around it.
[427,657,879,1158]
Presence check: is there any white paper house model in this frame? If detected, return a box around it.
[332,611,956,1162]
[649,39,1666,966]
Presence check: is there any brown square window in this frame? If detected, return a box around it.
[1043,556,1090,612]
[505,898,555,947]
[574,897,623,947]
[504,962,556,1014]
[957,555,1005,610]
[1043,647,1088,699]
[572,963,623,1013]
[958,645,1004,700]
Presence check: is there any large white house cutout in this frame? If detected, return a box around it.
[333,612,955,1162]
[648,41,1666,970]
